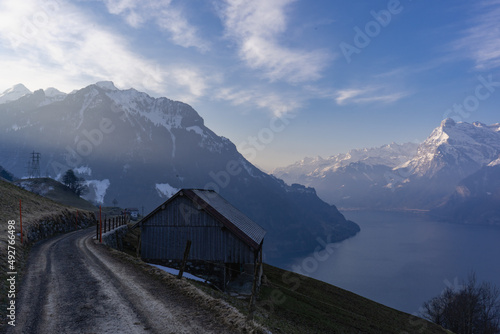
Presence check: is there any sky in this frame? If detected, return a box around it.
[1,0,500,171]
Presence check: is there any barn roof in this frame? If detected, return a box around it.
[135,189,266,251]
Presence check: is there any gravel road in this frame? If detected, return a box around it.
[8,228,239,334]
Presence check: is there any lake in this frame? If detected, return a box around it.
[289,210,500,315]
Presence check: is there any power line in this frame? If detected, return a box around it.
[26,151,41,178]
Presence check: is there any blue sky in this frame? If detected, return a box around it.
[1,0,500,171]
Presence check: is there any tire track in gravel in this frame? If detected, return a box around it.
[8,228,238,334]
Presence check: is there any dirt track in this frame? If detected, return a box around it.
[8,228,239,334]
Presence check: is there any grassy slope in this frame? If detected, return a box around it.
[0,178,95,328]
[121,228,450,333]
[254,264,452,334]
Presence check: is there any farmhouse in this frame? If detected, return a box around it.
[125,207,139,219]
[136,189,266,291]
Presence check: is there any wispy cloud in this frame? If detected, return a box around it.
[215,86,302,117]
[335,87,409,105]
[101,0,210,52]
[219,0,331,83]
[454,0,500,70]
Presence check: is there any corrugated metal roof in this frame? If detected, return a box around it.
[135,188,266,251]
[188,189,266,249]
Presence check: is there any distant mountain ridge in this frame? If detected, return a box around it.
[0,82,359,262]
[274,119,500,224]
[273,142,419,208]
[0,83,32,104]
[273,142,418,178]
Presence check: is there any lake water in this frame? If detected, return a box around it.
[289,211,500,315]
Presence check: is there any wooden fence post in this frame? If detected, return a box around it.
[99,206,102,243]
[19,200,23,244]
[248,250,261,321]
[177,240,192,279]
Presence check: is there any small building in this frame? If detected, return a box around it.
[135,189,266,291]
[125,208,140,219]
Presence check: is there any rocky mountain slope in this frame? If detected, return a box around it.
[0,82,359,262]
[431,159,500,224]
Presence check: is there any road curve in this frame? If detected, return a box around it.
[8,228,237,334]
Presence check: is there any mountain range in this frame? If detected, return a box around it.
[274,118,500,225]
[0,82,359,263]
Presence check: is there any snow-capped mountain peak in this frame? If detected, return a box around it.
[0,83,32,104]
[396,119,500,179]
[44,87,66,98]
[95,81,119,91]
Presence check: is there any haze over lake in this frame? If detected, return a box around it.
[291,211,500,314]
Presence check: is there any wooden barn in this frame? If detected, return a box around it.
[135,189,266,291]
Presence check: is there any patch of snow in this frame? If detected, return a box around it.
[84,179,110,204]
[74,166,92,176]
[147,263,209,283]
[96,81,118,91]
[186,126,205,137]
[155,183,179,198]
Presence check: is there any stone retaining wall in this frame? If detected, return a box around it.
[100,225,129,251]
[25,210,96,244]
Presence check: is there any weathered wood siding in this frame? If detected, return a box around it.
[141,196,255,263]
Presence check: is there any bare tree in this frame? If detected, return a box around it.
[422,273,500,334]
[62,169,88,197]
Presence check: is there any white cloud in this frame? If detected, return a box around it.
[220,0,331,83]
[0,0,211,103]
[101,0,209,52]
[454,1,500,70]
[335,87,408,105]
